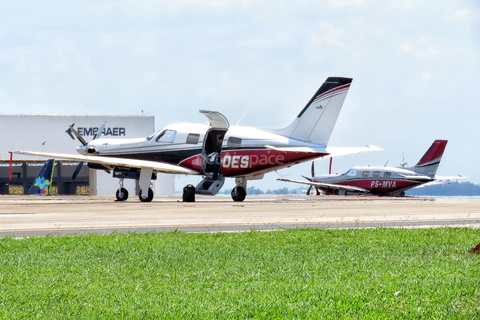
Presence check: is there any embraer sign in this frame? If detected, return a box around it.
[65,125,126,140]
[78,127,126,137]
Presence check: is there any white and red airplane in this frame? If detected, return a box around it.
[12,77,381,202]
[278,140,466,196]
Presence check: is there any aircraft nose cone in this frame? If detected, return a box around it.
[76,145,87,155]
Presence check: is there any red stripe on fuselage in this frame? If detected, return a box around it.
[337,179,419,194]
[180,149,326,177]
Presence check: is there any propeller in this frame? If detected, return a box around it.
[72,161,84,180]
[69,124,87,146]
[69,121,107,153]
[69,122,106,178]
[93,121,106,141]
[305,161,320,196]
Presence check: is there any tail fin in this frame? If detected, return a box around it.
[411,140,448,175]
[275,77,352,145]
[29,159,55,195]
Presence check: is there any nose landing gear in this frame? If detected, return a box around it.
[116,179,129,201]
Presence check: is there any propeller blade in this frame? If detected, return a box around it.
[307,185,313,196]
[93,121,106,140]
[72,162,84,180]
[311,161,315,178]
[69,125,88,146]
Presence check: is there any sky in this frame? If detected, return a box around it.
[1,0,479,192]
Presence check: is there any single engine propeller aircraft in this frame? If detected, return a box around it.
[278,139,467,196]
[12,77,381,202]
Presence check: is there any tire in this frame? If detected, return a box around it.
[182,184,195,202]
[139,188,154,202]
[116,188,129,201]
[231,186,246,202]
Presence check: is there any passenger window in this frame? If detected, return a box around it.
[373,171,380,178]
[156,130,177,143]
[227,137,242,147]
[384,172,392,178]
[186,133,200,144]
[362,171,370,177]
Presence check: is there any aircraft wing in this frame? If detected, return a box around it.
[277,178,369,193]
[11,151,200,175]
[324,145,383,158]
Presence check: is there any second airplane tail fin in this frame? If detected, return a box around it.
[275,77,352,145]
[28,159,55,195]
[411,140,448,176]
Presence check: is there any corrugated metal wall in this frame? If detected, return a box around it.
[0,115,176,196]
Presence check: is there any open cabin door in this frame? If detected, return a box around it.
[196,110,229,195]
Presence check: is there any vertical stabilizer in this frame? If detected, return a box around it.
[411,140,448,175]
[275,77,352,145]
[29,159,55,195]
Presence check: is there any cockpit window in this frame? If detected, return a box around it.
[156,130,177,143]
[346,169,357,177]
[146,130,161,140]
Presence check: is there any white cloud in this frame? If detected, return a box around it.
[311,22,347,49]
[451,8,475,21]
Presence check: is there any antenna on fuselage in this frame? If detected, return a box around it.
[236,112,247,126]
[400,153,407,167]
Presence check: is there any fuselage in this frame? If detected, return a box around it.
[314,165,434,195]
[76,122,328,178]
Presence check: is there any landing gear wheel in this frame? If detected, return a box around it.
[231,186,246,202]
[139,188,154,202]
[116,188,129,201]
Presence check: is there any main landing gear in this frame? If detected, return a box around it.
[115,177,155,202]
[139,187,154,202]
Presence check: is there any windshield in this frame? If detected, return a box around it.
[146,130,162,140]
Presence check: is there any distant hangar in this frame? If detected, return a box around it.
[0,115,174,196]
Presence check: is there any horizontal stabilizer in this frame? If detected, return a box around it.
[325,145,383,158]
[265,145,327,154]
[434,175,468,180]
[398,174,434,181]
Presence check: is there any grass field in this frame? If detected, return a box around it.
[1,228,479,319]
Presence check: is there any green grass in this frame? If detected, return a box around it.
[0,228,479,319]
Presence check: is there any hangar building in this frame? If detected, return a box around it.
[0,115,175,197]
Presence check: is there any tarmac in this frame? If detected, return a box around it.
[0,195,479,237]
